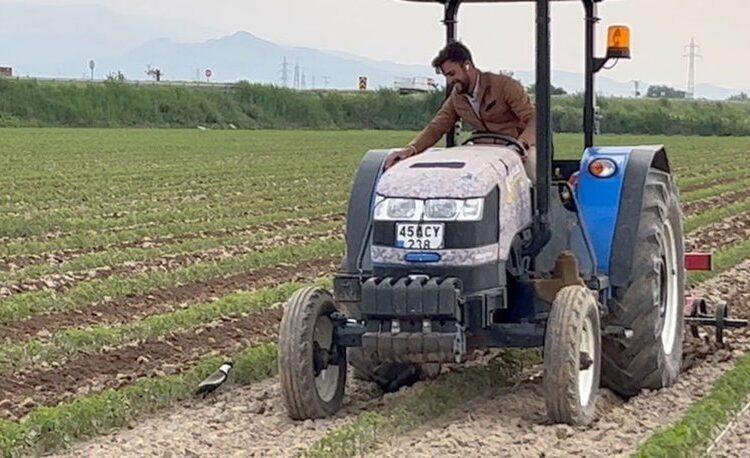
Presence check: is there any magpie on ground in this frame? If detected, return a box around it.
[195,362,233,397]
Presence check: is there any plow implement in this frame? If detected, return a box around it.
[684,252,748,344]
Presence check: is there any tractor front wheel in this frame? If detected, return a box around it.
[278,287,347,420]
[543,285,601,426]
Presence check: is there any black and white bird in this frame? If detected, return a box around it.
[195,362,233,397]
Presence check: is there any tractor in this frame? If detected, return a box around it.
[277,0,747,426]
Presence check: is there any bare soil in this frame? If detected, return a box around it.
[683,188,750,217]
[0,257,338,344]
[0,212,343,273]
[371,260,750,457]
[685,210,750,252]
[52,370,424,458]
[0,218,343,297]
[45,240,750,457]
[0,258,338,420]
[681,175,745,193]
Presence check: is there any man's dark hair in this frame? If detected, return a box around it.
[432,42,473,71]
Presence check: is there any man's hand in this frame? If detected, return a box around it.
[384,146,418,170]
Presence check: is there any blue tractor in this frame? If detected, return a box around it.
[277,0,743,426]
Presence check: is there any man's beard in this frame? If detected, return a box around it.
[455,78,471,94]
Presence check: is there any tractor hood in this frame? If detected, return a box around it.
[377,146,529,199]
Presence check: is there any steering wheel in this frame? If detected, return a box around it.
[461,132,527,157]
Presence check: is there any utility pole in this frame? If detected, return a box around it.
[311,75,316,89]
[301,71,306,90]
[683,37,702,99]
[293,62,300,90]
[322,75,330,88]
[279,57,290,87]
[631,80,643,98]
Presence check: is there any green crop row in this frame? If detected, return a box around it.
[1,215,343,284]
[678,167,750,190]
[2,171,347,226]
[684,196,750,233]
[689,236,750,284]
[636,353,750,456]
[2,202,343,258]
[0,235,344,326]
[0,280,307,374]
[681,177,750,204]
[0,185,348,239]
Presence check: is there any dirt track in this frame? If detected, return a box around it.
[53,255,750,457]
[374,260,750,457]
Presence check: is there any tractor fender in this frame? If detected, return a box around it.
[343,150,390,274]
[576,145,670,288]
[610,146,670,288]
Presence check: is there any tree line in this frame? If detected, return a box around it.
[0,78,748,136]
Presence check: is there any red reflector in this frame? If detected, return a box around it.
[685,253,713,271]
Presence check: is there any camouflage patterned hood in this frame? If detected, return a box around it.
[377,146,527,199]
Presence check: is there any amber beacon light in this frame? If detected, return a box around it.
[607,25,631,59]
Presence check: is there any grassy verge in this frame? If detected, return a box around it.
[0,342,278,457]
[0,236,343,325]
[306,350,540,457]
[635,353,750,456]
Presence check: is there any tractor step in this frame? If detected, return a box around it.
[684,296,748,344]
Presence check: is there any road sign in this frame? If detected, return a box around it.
[358,76,367,91]
[205,69,213,81]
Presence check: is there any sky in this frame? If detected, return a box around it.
[3,0,748,91]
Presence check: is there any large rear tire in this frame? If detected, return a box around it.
[278,287,347,420]
[602,169,685,396]
[543,285,601,426]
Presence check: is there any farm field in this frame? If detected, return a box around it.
[1,128,750,456]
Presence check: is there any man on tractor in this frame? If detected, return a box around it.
[385,42,537,179]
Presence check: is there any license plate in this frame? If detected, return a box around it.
[396,223,444,250]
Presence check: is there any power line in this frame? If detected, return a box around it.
[279,57,290,87]
[293,62,300,90]
[683,37,702,99]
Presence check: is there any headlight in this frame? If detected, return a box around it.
[373,197,483,221]
[588,158,617,178]
[424,199,458,220]
[374,197,423,221]
[458,198,483,221]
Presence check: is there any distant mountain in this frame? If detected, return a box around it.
[111,31,435,89]
[0,3,744,99]
[0,2,218,78]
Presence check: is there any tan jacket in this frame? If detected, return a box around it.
[408,71,536,153]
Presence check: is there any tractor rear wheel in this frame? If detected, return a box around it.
[278,287,347,420]
[543,285,601,426]
[602,169,685,397]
